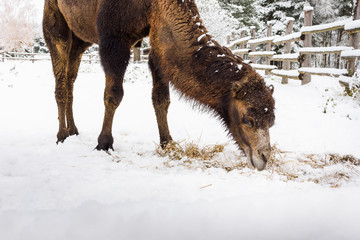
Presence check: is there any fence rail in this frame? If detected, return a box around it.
[2,3,360,87]
[0,49,150,64]
[0,51,103,63]
[226,2,360,86]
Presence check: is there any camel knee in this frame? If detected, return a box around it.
[152,85,170,110]
[104,85,124,110]
[55,85,68,105]
[152,96,170,112]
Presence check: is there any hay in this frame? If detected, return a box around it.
[155,140,245,171]
[156,141,360,187]
[268,145,360,187]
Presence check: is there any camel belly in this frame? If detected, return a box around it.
[58,0,100,43]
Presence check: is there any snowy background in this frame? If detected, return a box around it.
[1,60,360,240]
[1,0,360,240]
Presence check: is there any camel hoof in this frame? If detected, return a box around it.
[68,127,79,136]
[96,134,114,151]
[160,140,172,149]
[56,129,70,144]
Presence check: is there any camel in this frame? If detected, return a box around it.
[43,0,275,170]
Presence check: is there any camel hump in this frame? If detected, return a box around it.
[57,0,100,43]
[54,0,151,45]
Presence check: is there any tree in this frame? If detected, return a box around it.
[196,0,240,43]
[218,0,259,29]
[0,0,39,51]
[308,0,354,67]
[258,0,306,33]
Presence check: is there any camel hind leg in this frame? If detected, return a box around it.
[43,2,72,143]
[43,1,90,143]
[66,35,92,136]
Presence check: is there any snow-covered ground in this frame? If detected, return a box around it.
[1,60,360,240]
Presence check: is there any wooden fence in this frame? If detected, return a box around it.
[0,51,102,64]
[0,47,150,64]
[2,2,360,87]
[225,3,360,85]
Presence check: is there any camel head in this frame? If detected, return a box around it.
[226,75,275,171]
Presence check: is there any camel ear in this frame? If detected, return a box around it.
[232,81,247,99]
[268,85,274,94]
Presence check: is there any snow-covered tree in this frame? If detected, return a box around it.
[196,0,240,43]
[258,0,306,33]
[307,0,354,67]
[218,0,259,29]
[0,0,39,51]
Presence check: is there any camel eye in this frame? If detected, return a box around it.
[242,115,254,128]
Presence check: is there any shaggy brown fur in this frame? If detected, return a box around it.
[43,0,275,170]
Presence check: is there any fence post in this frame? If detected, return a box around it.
[282,18,295,84]
[231,31,236,41]
[226,34,231,46]
[265,22,273,75]
[133,40,141,62]
[348,0,360,76]
[250,26,256,63]
[238,29,247,59]
[133,48,141,62]
[302,5,313,85]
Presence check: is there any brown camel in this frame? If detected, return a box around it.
[43,0,275,171]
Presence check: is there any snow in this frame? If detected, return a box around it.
[247,36,278,45]
[298,67,348,76]
[285,17,295,24]
[271,69,300,78]
[304,5,314,12]
[341,49,360,58]
[338,75,353,84]
[271,53,300,61]
[272,32,302,45]
[250,64,277,70]
[301,18,352,33]
[249,51,276,56]
[1,61,360,240]
[225,36,251,48]
[299,46,354,53]
[232,48,251,55]
[345,19,360,32]
[197,33,207,42]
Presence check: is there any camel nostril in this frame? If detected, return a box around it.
[262,153,267,163]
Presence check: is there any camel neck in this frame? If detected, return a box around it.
[149,0,245,113]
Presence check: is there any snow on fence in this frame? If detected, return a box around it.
[2,2,360,87]
[0,47,151,64]
[226,1,360,85]
[0,51,101,64]
[1,51,51,63]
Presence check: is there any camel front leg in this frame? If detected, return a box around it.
[96,37,130,151]
[149,54,173,148]
[96,75,124,151]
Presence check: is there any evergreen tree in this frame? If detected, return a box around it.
[310,0,353,24]
[218,0,259,29]
[258,0,306,33]
[33,37,48,53]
